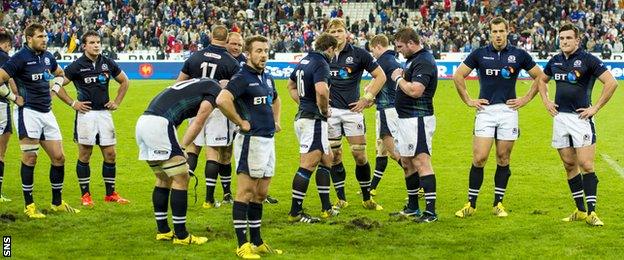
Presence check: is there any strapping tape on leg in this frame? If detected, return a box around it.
[162,160,189,177]
[351,144,367,152]
[20,144,39,154]
[330,139,342,149]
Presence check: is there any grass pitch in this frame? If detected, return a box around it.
[1,79,623,258]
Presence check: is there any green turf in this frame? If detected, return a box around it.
[1,79,623,258]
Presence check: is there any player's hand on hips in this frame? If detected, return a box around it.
[15,95,24,107]
[105,101,119,110]
[349,98,370,113]
[506,96,529,110]
[240,120,251,132]
[72,101,92,113]
[577,106,597,119]
[467,98,489,110]
[542,100,558,116]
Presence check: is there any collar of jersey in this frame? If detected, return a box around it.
[243,64,264,75]
[79,53,102,63]
[382,49,397,58]
[405,48,427,60]
[309,51,330,62]
[561,47,583,60]
[23,45,44,56]
[338,43,354,54]
[487,43,510,53]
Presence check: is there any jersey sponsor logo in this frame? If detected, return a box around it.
[84,73,109,84]
[80,68,91,72]
[300,144,309,149]
[300,59,310,65]
[574,60,582,67]
[483,57,495,60]
[32,70,53,81]
[214,136,227,141]
[507,55,516,63]
[553,70,581,83]
[500,66,515,79]
[26,61,37,65]
[329,67,352,79]
[249,83,260,87]
[253,96,270,105]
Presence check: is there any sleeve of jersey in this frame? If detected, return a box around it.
[589,55,608,77]
[225,77,245,98]
[462,50,478,69]
[409,62,433,88]
[181,59,191,75]
[1,56,20,78]
[361,50,380,72]
[543,59,553,76]
[64,63,75,81]
[109,59,122,77]
[520,50,537,70]
[229,60,241,78]
[289,67,297,81]
[270,77,278,99]
[49,55,58,72]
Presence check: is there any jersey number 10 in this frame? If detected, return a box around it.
[201,62,218,79]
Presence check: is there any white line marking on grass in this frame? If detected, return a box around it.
[601,153,624,179]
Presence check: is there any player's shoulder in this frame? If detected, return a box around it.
[351,44,372,56]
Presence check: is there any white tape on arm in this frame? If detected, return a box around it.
[0,83,16,102]
[51,76,63,93]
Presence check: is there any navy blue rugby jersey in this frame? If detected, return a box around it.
[544,49,608,113]
[462,44,536,104]
[64,54,122,110]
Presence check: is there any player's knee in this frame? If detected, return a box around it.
[22,153,37,166]
[254,188,268,202]
[103,150,116,163]
[578,160,594,173]
[472,156,488,167]
[50,153,65,165]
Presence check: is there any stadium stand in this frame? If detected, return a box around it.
[0,0,622,57]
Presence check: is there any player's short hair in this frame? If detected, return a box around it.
[81,31,100,45]
[314,33,338,52]
[244,35,269,53]
[25,23,45,38]
[489,17,509,30]
[327,18,347,30]
[559,23,580,38]
[227,32,243,42]
[212,25,228,42]
[395,28,420,45]
[0,32,12,44]
[369,34,389,48]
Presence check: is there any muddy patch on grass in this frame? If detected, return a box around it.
[345,217,381,230]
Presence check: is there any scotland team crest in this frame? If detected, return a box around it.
[102,63,109,71]
[574,60,582,67]
[44,57,50,66]
[507,55,516,63]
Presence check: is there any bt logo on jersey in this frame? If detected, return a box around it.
[484,69,501,76]
[84,76,99,84]
[253,96,269,105]
[553,70,581,83]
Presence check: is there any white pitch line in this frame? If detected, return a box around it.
[600,153,624,179]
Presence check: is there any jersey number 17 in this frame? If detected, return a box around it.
[201,62,218,79]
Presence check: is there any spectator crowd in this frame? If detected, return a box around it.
[0,0,622,58]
